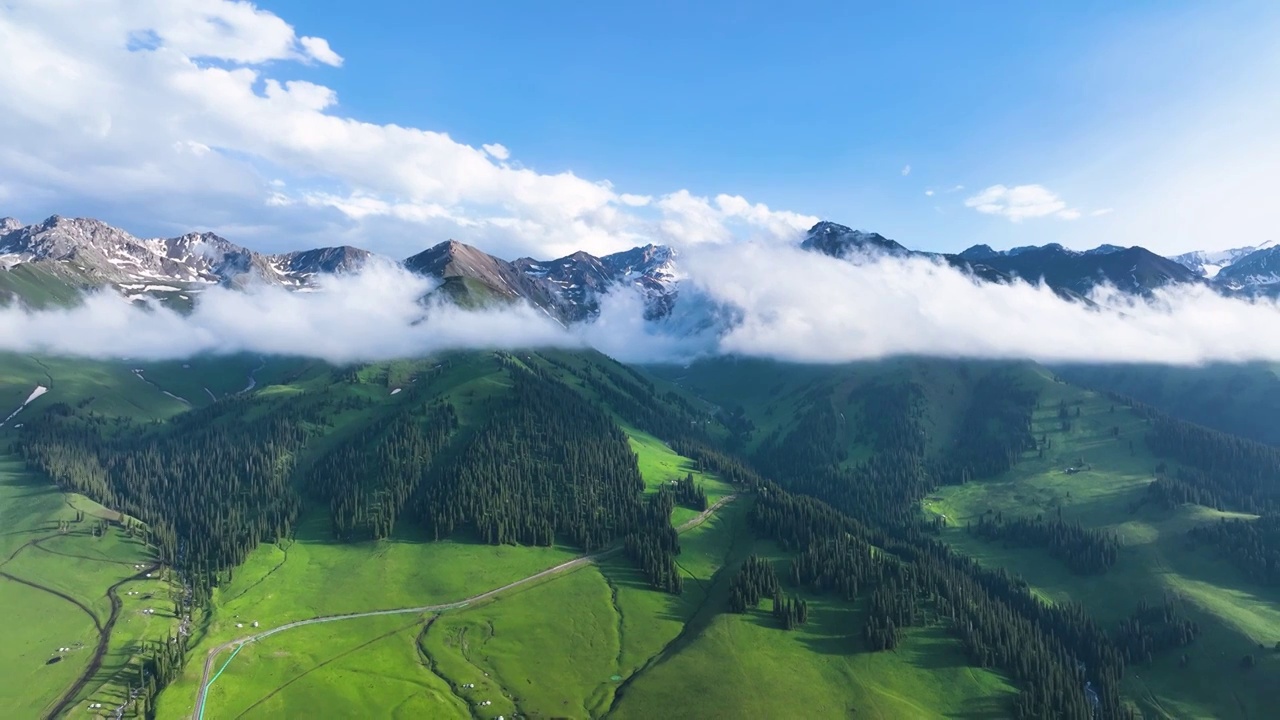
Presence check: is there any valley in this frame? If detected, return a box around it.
[4,4,1278,718]
[927,377,1279,718]
[0,349,1277,719]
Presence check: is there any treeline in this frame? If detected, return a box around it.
[1189,515,1280,587]
[724,367,1133,718]
[671,472,708,511]
[751,381,934,529]
[864,570,917,650]
[22,354,706,607]
[1113,599,1198,667]
[534,351,714,446]
[1111,393,1280,514]
[623,489,684,594]
[749,374,1038,532]
[1107,391,1280,591]
[415,360,645,550]
[941,374,1039,484]
[133,631,190,719]
[308,402,458,541]
[968,511,1120,575]
[20,395,314,605]
[669,438,764,488]
[727,554,779,613]
[745,481,1132,720]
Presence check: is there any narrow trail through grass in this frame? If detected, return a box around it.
[191,495,737,719]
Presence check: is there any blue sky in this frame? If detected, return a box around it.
[0,1,1277,258]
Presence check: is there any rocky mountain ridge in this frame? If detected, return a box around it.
[1,214,1273,317]
[0,215,369,296]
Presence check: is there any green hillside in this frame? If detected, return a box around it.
[929,375,1280,718]
[1059,362,1280,446]
[4,351,1279,719]
[0,264,96,309]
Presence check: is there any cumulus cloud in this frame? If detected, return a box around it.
[656,191,818,245]
[964,184,1082,222]
[298,36,343,67]
[0,0,812,261]
[481,143,510,161]
[619,193,652,207]
[901,165,912,176]
[4,247,1280,368]
[1090,208,1115,217]
[924,189,935,197]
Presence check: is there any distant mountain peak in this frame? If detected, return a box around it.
[0,215,379,298]
[270,245,371,279]
[403,239,496,278]
[1170,240,1280,280]
[1007,243,1073,257]
[403,239,574,320]
[1215,245,1280,291]
[1084,244,1125,256]
[801,220,909,258]
[958,244,999,261]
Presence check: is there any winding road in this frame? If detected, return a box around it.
[43,560,160,720]
[191,493,738,719]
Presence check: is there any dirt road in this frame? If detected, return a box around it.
[191,493,738,719]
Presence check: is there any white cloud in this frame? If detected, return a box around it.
[1090,208,1114,217]
[6,247,1280,367]
[901,164,911,176]
[0,0,808,261]
[0,262,574,362]
[671,243,1280,365]
[924,189,935,197]
[655,191,817,246]
[481,143,510,161]
[964,184,1082,222]
[946,185,965,193]
[619,193,652,207]
[298,36,343,67]
[172,140,211,157]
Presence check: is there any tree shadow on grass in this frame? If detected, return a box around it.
[895,625,974,671]
[947,693,1016,719]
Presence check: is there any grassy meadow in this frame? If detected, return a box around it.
[192,613,466,720]
[0,452,178,718]
[10,350,1276,719]
[0,355,192,718]
[171,425,747,717]
[929,373,1280,718]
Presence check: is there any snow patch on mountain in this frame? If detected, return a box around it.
[1171,241,1276,278]
[509,243,681,321]
[0,216,371,299]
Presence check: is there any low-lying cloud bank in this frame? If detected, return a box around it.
[0,262,578,363]
[1,246,1278,366]
[671,244,1280,365]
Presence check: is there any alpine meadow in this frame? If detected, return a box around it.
[2,2,1279,719]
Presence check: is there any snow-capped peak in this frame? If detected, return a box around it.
[0,216,369,297]
[1171,243,1271,278]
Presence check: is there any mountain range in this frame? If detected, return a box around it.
[0,214,1275,318]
